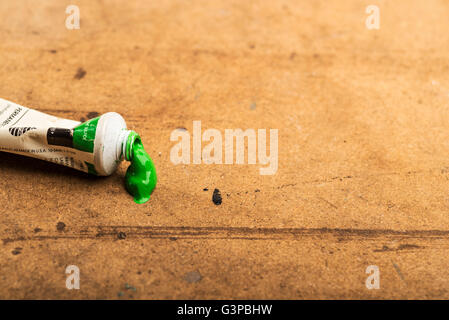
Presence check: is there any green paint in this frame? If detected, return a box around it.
[73,117,99,153]
[124,132,157,204]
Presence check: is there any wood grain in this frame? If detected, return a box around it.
[1,0,449,299]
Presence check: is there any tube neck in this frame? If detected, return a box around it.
[118,130,140,161]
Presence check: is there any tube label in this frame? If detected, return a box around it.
[0,98,97,174]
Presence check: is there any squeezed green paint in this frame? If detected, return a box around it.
[124,132,157,204]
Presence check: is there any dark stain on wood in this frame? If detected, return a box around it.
[74,68,86,80]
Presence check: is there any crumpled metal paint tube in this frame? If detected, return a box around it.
[0,98,157,203]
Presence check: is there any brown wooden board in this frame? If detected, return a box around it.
[1,0,449,299]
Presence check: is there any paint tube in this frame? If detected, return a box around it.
[0,98,157,202]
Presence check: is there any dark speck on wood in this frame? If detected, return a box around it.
[56,222,66,231]
[74,68,86,80]
[117,232,127,240]
[212,188,222,205]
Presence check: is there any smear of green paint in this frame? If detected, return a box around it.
[124,132,157,204]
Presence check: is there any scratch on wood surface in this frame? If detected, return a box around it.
[392,261,406,282]
[3,226,449,243]
[317,197,338,209]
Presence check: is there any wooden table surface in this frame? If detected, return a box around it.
[1,0,449,299]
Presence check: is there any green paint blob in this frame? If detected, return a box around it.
[124,132,157,204]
